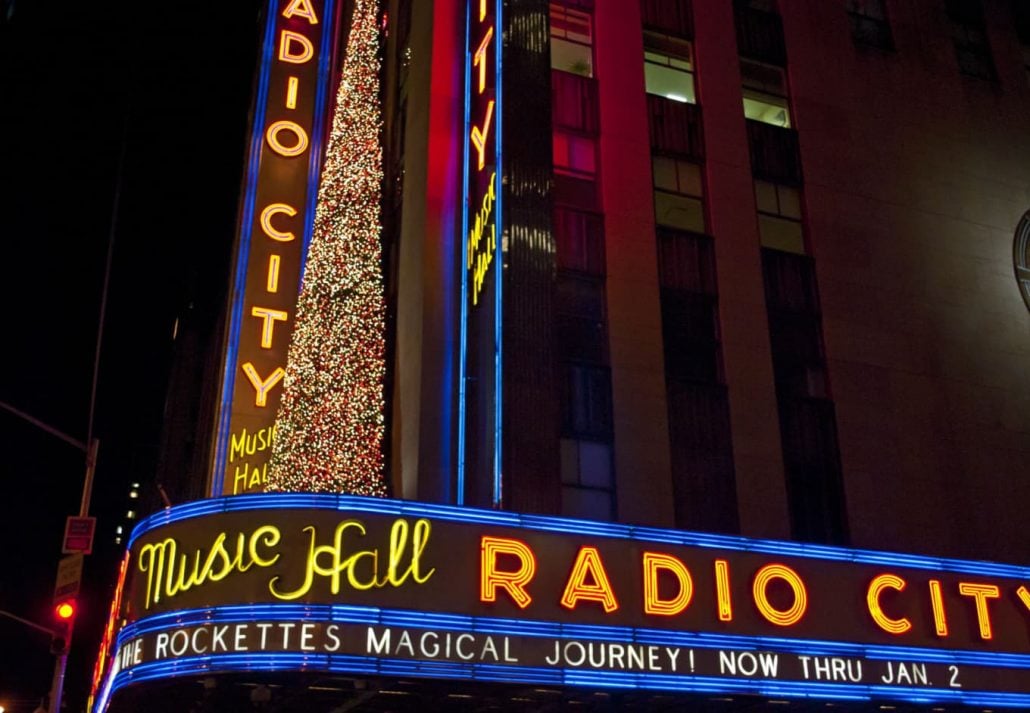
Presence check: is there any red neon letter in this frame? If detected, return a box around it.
[867,574,912,635]
[958,582,1000,640]
[560,546,619,613]
[753,563,808,627]
[480,536,536,609]
[470,100,495,171]
[642,552,693,616]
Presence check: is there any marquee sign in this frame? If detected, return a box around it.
[210,0,339,496]
[94,495,1030,710]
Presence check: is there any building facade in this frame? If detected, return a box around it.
[94,0,1030,710]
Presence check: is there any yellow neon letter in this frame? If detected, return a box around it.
[241,362,285,407]
[480,536,536,609]
[267,254,281,292]
[286,76,299,109]
[278,30,314,64]
[929,579,949,637]
[714,559,733,622]
[642,552,693,617]
[752,563,808,627]
[958,582,1000,640]
[867,574,912,635]
[473,27,494,94]
[560,546,619,613]
[282,0,319,24]
[470,100,495,171]
[266,121,309,157]
[260,202,299,242]
[251,306,288,348]
[1018,585,1030,614]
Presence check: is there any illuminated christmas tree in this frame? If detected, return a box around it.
[266,0,387,496]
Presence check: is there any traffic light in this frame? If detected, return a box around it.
[50,598,77,655]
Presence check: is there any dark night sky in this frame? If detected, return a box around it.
[0,1,262,710]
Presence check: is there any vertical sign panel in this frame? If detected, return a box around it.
[211,0,339,496]
[459,0,503,507]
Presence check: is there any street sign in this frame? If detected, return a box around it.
[53,553,83,604]
[62,516,96,554]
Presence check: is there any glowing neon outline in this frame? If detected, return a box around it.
[99,603,1030,711]
[211,0,336,496]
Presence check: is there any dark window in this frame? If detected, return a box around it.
[647,94,704,159]
[657,226,716,294]
[761,247,847,544]
[562,364,613,439]
[666,380,738,533]
[555,274,608,364]
[846,0,893,50]
[552,70,599,134]
[747,119,802,185]
[553,130,597,178]
[555,207,605,275]
[640,0,694,38]
[560,438,614,521]
[661,291,722,384]
[946,0,996,80]
[733,0,787,66]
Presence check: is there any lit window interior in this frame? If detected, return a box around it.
[550,4,593,76]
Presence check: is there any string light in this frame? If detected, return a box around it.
[266,0,387,496]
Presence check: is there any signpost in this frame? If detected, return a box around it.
[62,517,97,555]
[52,554,84,603]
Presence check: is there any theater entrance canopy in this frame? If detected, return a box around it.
[93,495,1030,711]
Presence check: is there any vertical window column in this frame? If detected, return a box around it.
[551,1,615,521]
[643,1,739,533]
[734,0,848,544]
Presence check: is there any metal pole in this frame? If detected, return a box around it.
[0,609,55,637]
[48,651,68,713]
[79,438,100,519]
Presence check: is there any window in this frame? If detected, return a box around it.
[946,0,996,80]
[653,157,705,233]
[563,364,613,439]
[552,70,599,133]
[553,131,597,178]
[555,208,605,275]
[644,33,696,103]
[640,0,694,38]
[560,438,614,520]
[846,0,893,49]
[755,180,803,254]
[556,275,608,363]
[551,3,594,76]
[740,58,790,127]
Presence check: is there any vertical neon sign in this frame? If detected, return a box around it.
[458,0,503,507]
[210,0,338,496]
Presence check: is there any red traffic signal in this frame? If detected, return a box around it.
[51,599,77,655]
[55,600,76,620]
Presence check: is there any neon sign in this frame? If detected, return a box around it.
[211,0,339,495]
[457,0,503,509]
[92,495,1030,711]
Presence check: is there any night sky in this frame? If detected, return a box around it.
[0,2,262,710]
